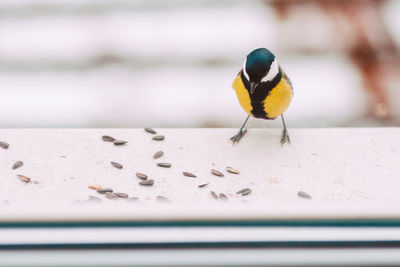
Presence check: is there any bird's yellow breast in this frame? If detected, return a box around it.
[232,71,293,119]
[232,72,252,115]
[263,77,293,118]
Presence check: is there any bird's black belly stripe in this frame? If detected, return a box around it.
[240,71,282,119]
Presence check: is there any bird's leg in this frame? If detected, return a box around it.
[230,115,250,144]
[280,114,291,145]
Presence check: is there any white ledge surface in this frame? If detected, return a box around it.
[0,128,399,221]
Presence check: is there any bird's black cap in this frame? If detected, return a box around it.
[245,48,276,83]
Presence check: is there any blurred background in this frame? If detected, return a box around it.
[0,0,399,128]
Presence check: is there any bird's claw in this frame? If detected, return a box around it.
[230,128,247,144]
[280,130,291,146]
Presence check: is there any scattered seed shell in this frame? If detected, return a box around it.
[225,166,240,174]
[0,141,9,149]
[210,191,219,199]
[105,192,118,200]
[157,162,171,168]
[152,135,165,141]
[236,188,251,196]
[157,195,170,202]
[198,183,209,188]
[144,127,157,134]
[153,151,164,159]
[97,188,113,194]
[88,185,102,190]
[219,193,228,200]
[12,161,23,170]
[298,191,312,200]
[183,171,196,178]
[102,135,115,142]
[135,172,148,180]
[139,179,154,186]
[111,161,123,169]
[115,192,129,198]
[211,169,224,177]
[113,140,127,146]
[17,175,31,183]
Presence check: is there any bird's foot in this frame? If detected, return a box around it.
[230,128,247,144]
[280,129,291,146]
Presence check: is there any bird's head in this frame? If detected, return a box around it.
[242,48,279,94]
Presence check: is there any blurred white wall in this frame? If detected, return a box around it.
[0,0,399,128]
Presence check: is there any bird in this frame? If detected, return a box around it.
[231,48,293,145]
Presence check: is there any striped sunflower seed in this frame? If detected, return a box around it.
[153,150,164,159]
[0,141,9,149]
[17,174,31,183]
[105,192,118,200]
[236,188,251,196]
[113,140,127,146]
[135,172,148,180]
[12,161,23,170]
[157,162,171,168]
[210,191,219,199]
[144,127,157,134]
[111,161,123,169]
[152,135,165,141]
[139,179,154,186]
[298,191,312,200]
[102,135,115,142]
[157,196,169,202]
[219,193,228,200]
[211,169,224,177]
[115,192,129,198]
[226,166,240,174]
[97,188,113,194]
[183,171,196,178]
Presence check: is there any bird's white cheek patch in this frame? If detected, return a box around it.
[242,58,250,81]
[261,58,279,83]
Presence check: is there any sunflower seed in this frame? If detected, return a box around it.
[111,161,123,169]
[152,135,165,141]
[115,192,129,198]
[153,150,164,159]
[12,161,23,170]
[298,191,312,200]
[88,185,102,190]
[0,141,9,149]
[97,188,113,194]
[139,179,154,186]
[102,135,115,142]
[211,169,224,177]
[157,195,170,202]
[236,188,251,196]
[144,127,157,134]
[135,172,148,180]
[210,191,219,199]
[17,174,31,183]
[105,192,118,200]
[219,193,228,200]
[183,171,196,178]
[226,166,240,174]
[157,162,171,168]
[127,197,139,201]
[113,140,127,146]
[198,183,209,188]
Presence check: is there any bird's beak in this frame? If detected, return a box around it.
[250,82,258,94]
